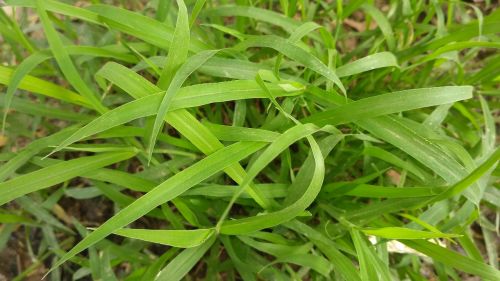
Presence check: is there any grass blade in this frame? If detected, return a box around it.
[304,86,473,126]
[336,52,398,77]
[157,0,190,89]
[35,0,107,113]
[403,240,500,280]
[0,151,136,205]
[112,228,214,248]
[235,35,346,94]
[149,50,218,161]
[362,227,461,239]
[155,235,216,281]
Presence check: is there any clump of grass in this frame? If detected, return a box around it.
[0,0,499,280]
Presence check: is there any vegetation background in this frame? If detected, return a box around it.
[0,0,499,280]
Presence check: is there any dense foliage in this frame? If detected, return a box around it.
[0,0,499,280]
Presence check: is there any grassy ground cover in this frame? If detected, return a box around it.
[0,0,499,280]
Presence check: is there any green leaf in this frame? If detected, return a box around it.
[203,122,280,142]
[157,0,190,89]
[112,228,214,248]
[351,229,392,281]
[357,116,475,199]
[35,0,107,113]
[0,95,93,122]
[235,35,345,94]
[362,227,461,239]
[0,66,90,107]
[325,184,444,198]
[49,79,298,155]
[149,50,219,160]
[273,254,332,277]
[285,220,362,281]
[0,151,136,205]
[433,146,500,202]
[0,126,78,181]
[2,52,51,131]
[336,52,398,77]
[155,235,216,281]
[403,240,500,280]
[1,43,143,130]
[88,4,210,52]
[304,86,473,126]
[361,4,396,50]
[190,0,207,27]
[238,235,312,257]
[363,146,428,181]
[205,5,301,33]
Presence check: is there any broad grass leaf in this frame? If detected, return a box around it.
[112,228,214,248]
[157,0,190,89]
[403,240,500,280]
[0,151,136,205]
[303,86,473,126]
[0,66,90,107]
[155,235,216,281]
[362,227,461,239]
[149,50,219,161]
[36,0,107,113]
[361,4,395,50]
[336,52,398,77]
[235,35,346,94]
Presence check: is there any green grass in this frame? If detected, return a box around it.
[0,0,499,280]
